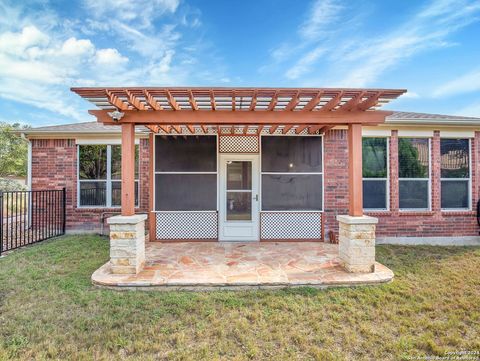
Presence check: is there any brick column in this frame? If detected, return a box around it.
[107,214,147,274]
[431,131,441,212]
[472,132,479,210]
[390,131,399,212]
[337,215,378,273]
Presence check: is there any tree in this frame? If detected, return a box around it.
[0,122,29,178]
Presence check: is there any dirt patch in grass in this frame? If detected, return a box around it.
[0,236,479,360]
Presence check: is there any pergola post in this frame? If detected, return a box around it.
[121,123,136,216]
[348,123,363,216]
[337,123,377,273]
[104,122,146,275]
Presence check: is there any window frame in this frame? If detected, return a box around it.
[260,133,324,212]
[153,134,219,213]
[77,144,140,208]
[398,137,431,211]
[362,136,390,211]
[440,138,472,211]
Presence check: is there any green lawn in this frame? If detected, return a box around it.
[0,236,479,360]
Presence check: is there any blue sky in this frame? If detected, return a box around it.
[0,0,479,126]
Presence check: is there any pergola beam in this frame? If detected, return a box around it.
[282,125,293,134]
[267,91,278,111]
[125,90,147,111]
[320,91,344,112]
[303,91,324,111]
[105,90,129,111]
[210,91,216,110]
[166,90,180,110]
[188,91,198,111]
[249,91,257,111]
[270,125,279,134]
[285,91,300,111]
[90,109,392,125]
[144,90,162,110]
[295,125,308,134]
[338,91,365,111]
[357,92,382,111]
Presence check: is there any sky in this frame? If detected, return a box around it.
[0,0,480,126]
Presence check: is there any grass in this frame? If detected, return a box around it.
[0,236,479,360]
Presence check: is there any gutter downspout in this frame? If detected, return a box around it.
[20,133,32,190]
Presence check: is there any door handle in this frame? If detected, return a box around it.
[254,194,259,201]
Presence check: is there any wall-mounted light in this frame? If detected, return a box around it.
[107,110,125,122]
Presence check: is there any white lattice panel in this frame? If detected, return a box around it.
[260,212,322,239]
[219,136,259,153]
[155,212,218,239]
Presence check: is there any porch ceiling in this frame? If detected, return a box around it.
[71,87,406,128]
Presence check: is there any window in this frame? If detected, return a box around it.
[78,144,139,207]
[261,136,323,211]
[154,135,217,211]
[440,139,470,210]
[362,138,388,210]
[398,138,430,210]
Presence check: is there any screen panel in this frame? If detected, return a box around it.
[362,138,387,178]
[79,145,107,180]
[399,138,429,178]
[155,174,217,211]
[155,135,217,172]
[362,180,387,209]
[262,174,323,211]
[441,180,469,209]
[399,180,428,209]
[440,139,469,178]
[79,181,106,206]
[261,136,322,173]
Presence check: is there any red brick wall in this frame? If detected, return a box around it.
[30,131,479,239]
[30,138,150,234]
[323,129,349,235]
[323,129,480,239]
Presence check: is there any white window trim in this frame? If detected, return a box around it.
[260,134,324,212]
[362,137,390,211]
[77,144,140,208]
[398,138,431,211]
[440,138,472,211]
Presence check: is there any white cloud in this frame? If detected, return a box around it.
[286,46,325,79]
[0,25,49,56]
[94,48,129,67]
[262,0,480,88]
[60,37,95,57]
[401,91,420,99]
[299,0,343,40]
[333,0,480,87]
[83,0,179,29]
[0,1,229,124]
[0,24,129,119]
[433,69,480,97]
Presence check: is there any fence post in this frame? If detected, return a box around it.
[0,192,3,255]
[62,187,66,235]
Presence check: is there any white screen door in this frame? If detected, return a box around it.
[219,154,259,241]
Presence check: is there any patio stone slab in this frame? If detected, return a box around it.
[92,242,394,290]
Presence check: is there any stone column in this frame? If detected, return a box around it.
[107,214,147,274]
[337,215,378,273]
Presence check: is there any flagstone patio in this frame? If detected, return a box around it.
[92,242,394,290]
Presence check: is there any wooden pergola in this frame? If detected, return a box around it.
[71,86,406,219]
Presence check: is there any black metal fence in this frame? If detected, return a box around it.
[0,188,66,255]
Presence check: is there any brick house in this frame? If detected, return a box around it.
[19,87,480,287]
